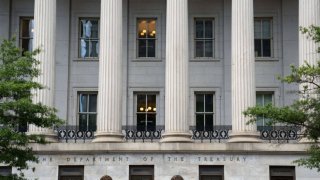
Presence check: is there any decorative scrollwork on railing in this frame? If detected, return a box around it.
[57,128,94,143]
[125,129,163,142]
[192,130,230,143]
[259,126,300,143]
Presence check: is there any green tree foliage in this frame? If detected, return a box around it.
[0,38,63,179]
[244,26,320,171]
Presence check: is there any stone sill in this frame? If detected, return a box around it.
[30,142,312,155]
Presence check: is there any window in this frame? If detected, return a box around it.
[194,18,214,58]
[270,166,295,180]
[19,17,34,53]
[254,18,272,57]
[195,93,214,131]
[0,166,12,177]
[136,94,157,131]
[256,92,273,127]
[59,166,84,180]
[78,92,97,131]
[130,166,154,180]
[79,18,99,58]
[199,166,224,180]
[137,18,157,58]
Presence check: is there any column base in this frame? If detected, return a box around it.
[161,132,193,143]
[228,131,262,143]
[92,132,124,143]
[27,131,58,143]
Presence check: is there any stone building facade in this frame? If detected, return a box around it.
[0,0,320,179]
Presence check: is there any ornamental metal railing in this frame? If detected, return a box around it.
[125,129,163,142]
[258,126,301,143]
[191,129,230,143]
[56,126,94,143]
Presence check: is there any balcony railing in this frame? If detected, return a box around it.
[53,126,302,143]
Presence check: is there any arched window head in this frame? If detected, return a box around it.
[100,175,112,180]
[171,175,184,180]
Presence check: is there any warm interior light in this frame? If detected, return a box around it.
[153,108,156,111]
[142,29,147,33]
[148,107,152,110]
[140,32,144,36]
[140,107,144,111]
[152,30,156,34]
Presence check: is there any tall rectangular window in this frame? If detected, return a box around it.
[256,92,273,127]
[0,166,12,177]
[130,166,154,180]
[270,166,295,180]
[59,166,84,180]
[199,166,224,180]
[137,18,157,58]
[79,18,99,58]
[136,94,157,131]
[19,17,34,53]
[195,93,214,131]
[195,18,214,58]
[254,18,272,57]
[78,92,97,131]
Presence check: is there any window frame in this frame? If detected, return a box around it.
[129,165,154,180]
[194,92,215,131]
[77,91,98,131]
[78,17,100,59]
[194,18,215,59]
[136,17,158,59]
[270,166,295,180]
[19,16,34,53]
[58,166,84,180]
[134,92,158,131]
[199,165,224,180]
[254,17,273,58]
[256,91,274,127]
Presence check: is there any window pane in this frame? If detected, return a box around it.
[264,94,273,105]
[90,41,99,57]
[196,94,204,112]
[262,20,271,38]
[88,114,97,131]
[254,20,261,38]
[21,19,34,38]
[138,19,148,38]
[262,39,271,57]
[196,41,204,57]
[146,114,156,131]
[205,114,214,131]
[138,40,147,57]
[147,19,156,38]
[201,176,223,180]
[147,39,156,57]
[205,41,213,57]
[137,114,146,131]
[80,20,86,38]
[0,167,12,177]
[254,39,262,57]
[80,39,87,58]
[147,95,156,112]
[137,95,146,112]
[79,114,87,131]
[195,20,204,38]
[196,114,205,131]
[21,39,32,52]
[205,94,213,112]
[256,94,263,106]
[79,94,88,112]
[131,176,153,180]
[90,20,99,38]
[88,94,97,112]
[205,20,213,38]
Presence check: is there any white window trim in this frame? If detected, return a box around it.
[254,13,281,61]
[130,13,163,61]
[72,13,100,61]
[256,87,280,107]
[189,87,221,128]
[71,87,98,128]
[128,88,164,129]
[189,13,222,62]
[13,11,34,47]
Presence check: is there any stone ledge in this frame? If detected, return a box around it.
[30,142,312,155]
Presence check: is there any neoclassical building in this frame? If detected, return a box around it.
[0,0,320,179]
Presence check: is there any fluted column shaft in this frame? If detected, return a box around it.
[28,0,57,141]
[93,0,123,142]
[229,0,260,143]
[161,0,192,142]
[299,0,320,66]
